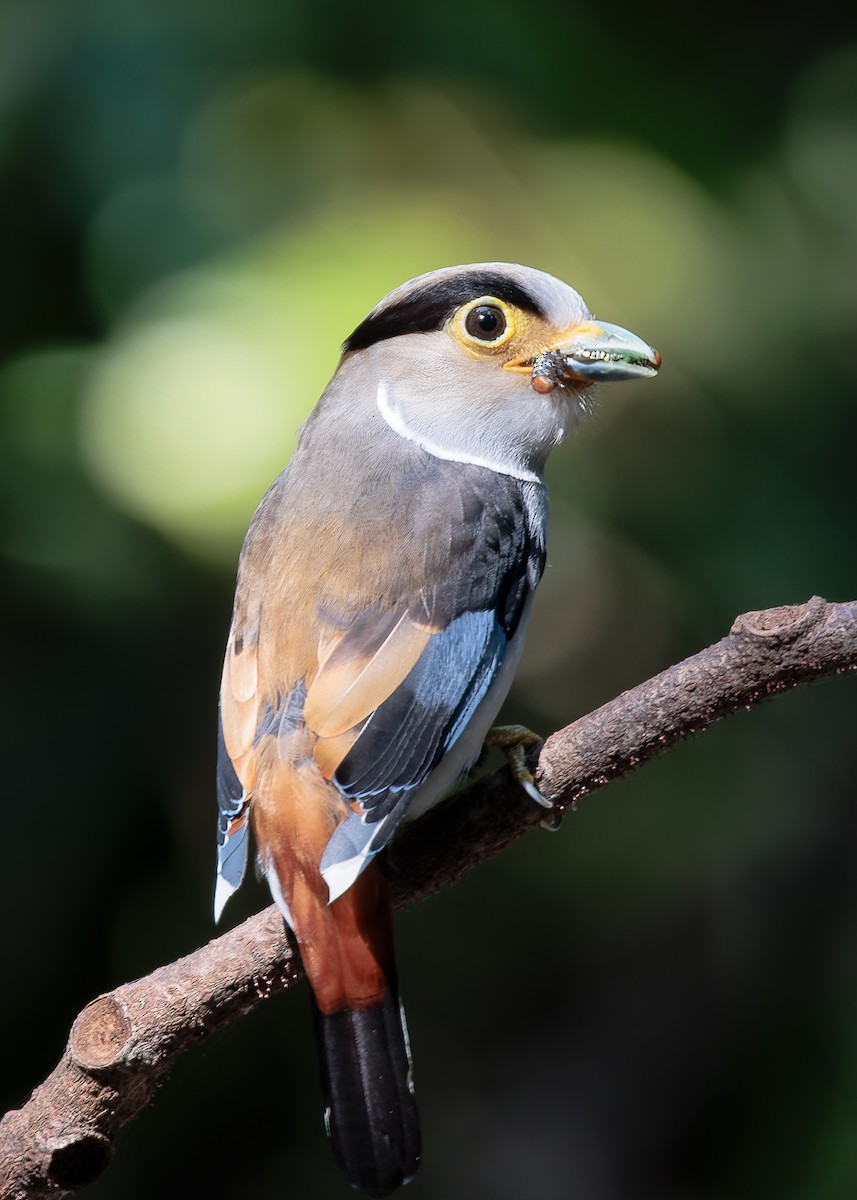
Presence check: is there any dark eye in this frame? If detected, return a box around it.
[465,304,506,342]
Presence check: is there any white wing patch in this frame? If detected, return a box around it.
[214,809,250,923]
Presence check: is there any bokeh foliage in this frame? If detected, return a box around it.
[2,2,857,1197]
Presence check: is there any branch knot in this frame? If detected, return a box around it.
[730,595,825,643]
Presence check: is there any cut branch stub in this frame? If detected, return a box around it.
[69,999,132,1072]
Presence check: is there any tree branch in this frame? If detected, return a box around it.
[2,596,855,1200]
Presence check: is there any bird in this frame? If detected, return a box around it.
[214,263,660,1196]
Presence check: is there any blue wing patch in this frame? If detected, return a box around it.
[214,708,250,921]
[320,608,507,899]
[333,608,505,810]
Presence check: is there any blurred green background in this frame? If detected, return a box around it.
[2,2,857,1197]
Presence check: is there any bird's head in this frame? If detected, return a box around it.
[334,263,660,483]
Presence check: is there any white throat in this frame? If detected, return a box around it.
[375,380,543,484]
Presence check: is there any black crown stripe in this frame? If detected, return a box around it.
[343,271,545,354]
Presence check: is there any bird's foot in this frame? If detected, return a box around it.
[483,725,560,830]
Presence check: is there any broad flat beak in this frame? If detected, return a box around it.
[542,319,661,384]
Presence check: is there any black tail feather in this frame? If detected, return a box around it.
[313,989,421,1197]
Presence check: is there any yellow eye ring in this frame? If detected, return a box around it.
[454,296,516,350]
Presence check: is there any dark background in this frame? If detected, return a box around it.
[2,3,857,1197]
